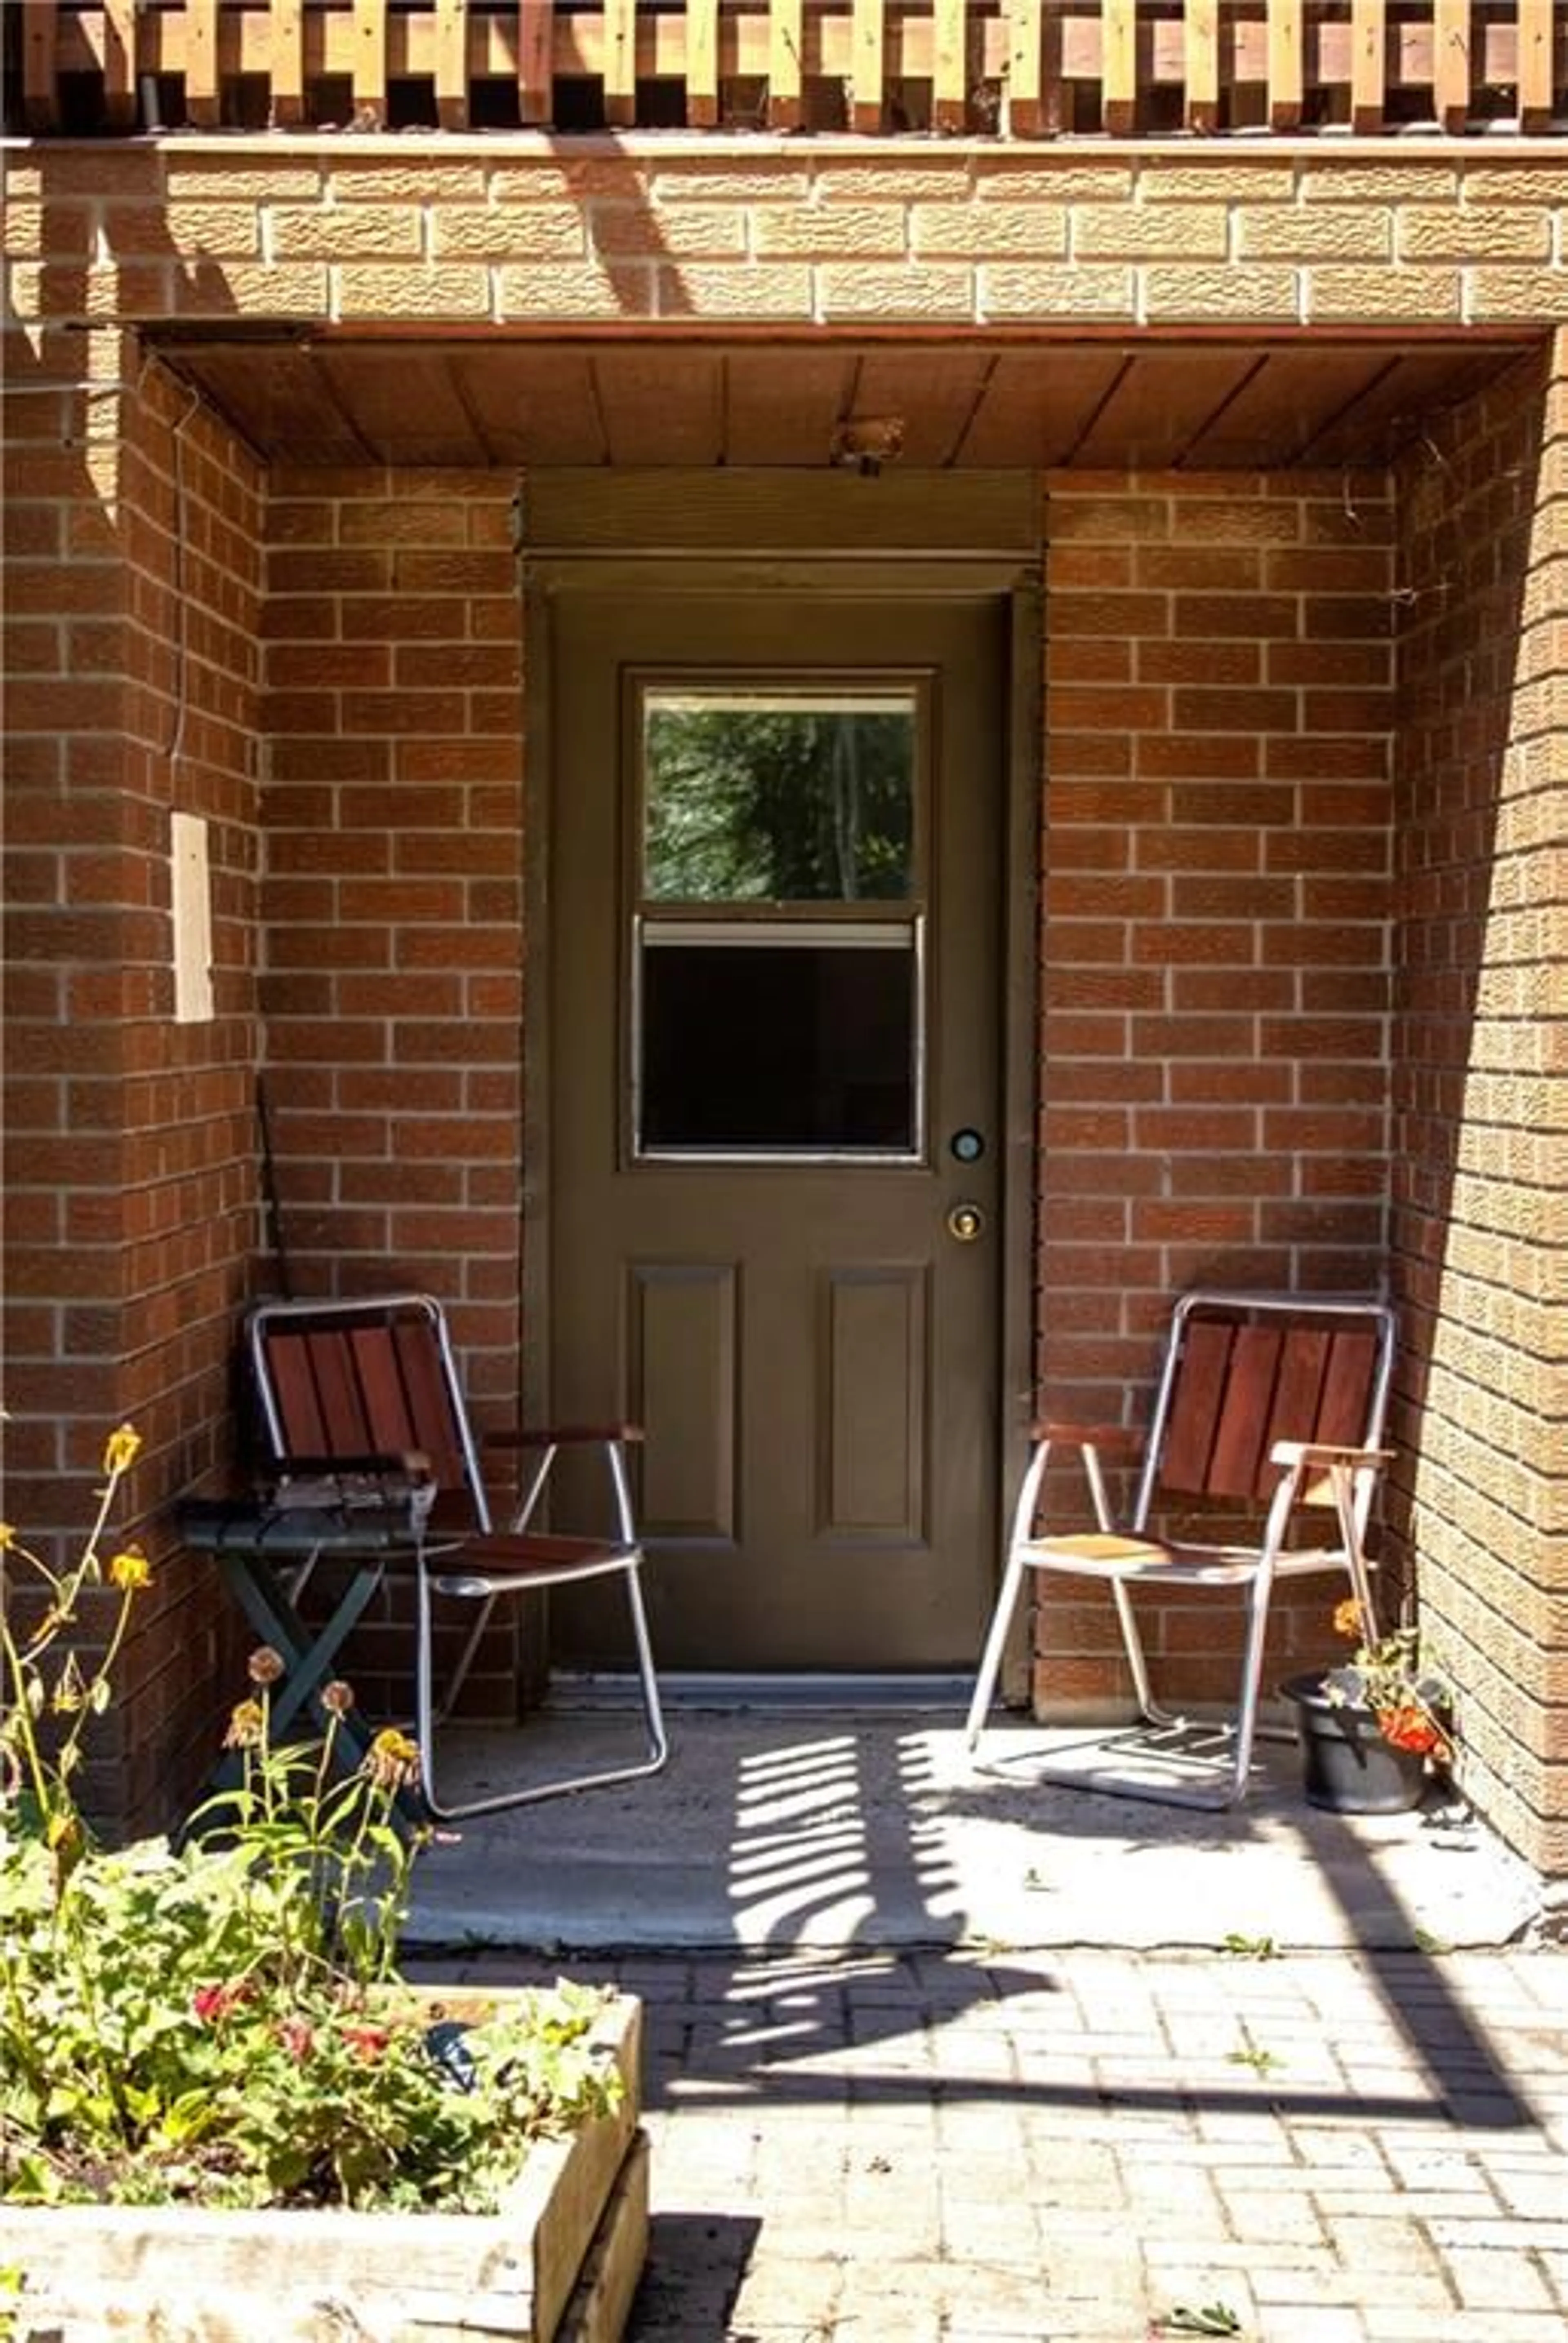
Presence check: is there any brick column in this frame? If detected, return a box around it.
[1,336,265,1828]
[257,468,527,1721]
[1391,334,1568,1878]
[1033,472,1396,1714]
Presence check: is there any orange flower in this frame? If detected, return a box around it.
[1379,1704,1448,1758]
[193,1980,253,2025]
[1332,1597,1365,1641]
[340,2022,392,2062]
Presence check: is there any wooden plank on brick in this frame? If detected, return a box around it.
[1433,0,1471,129]
[1518,0,1553,123]
[604,0,637,123]
[1101,0,1137,133]
[353,0,387,127]
[433,0,469,128]
[1267,0,1302,128]
[268,0,305,124]
[768,0,805,127]
[100,0,138,128]
[1006,0,1043,136]
[851,0,886,131]
[1350,0,1385,132]
[20,0,56,130]
[687,0,720,126]
[1184,0,1219,128]
[519,0,555,121]
[933,0,968,129]
[184,0,220,125]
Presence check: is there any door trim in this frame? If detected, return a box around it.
[522,514,1042,1689]
[523,468,1042,559]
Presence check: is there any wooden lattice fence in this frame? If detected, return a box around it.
[7,0,1565,138]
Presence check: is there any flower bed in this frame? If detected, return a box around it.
[0,1428,649,2339]
[0,1990,647,2342]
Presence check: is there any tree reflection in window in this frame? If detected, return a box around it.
[643,690,916,904]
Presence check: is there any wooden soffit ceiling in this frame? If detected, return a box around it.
[151,328,1532,472]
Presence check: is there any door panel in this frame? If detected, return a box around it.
[547,581,1005,1673]
[628,1262,737,1541]
[820,1265,927,1540]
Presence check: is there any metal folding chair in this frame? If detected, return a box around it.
[247,1291,668,1820]
[965,1290,1396,1808]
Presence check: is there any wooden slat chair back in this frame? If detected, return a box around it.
[255,1308,489,1532]
[1146,1312,1384,1512]
[966,1290,1396,1810]
[246,1292,666,1819]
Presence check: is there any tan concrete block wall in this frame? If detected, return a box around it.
[1030,473,1398,1716]
[1390,338,1568,1878]
[0,337,264,1829]
[4,138,1564,330]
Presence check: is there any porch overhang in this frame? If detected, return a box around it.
[147,322,1537,472]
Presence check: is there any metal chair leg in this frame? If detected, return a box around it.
[416,1551,669,1824]
[964,1546,1031,1750]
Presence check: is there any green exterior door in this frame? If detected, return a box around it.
[545,576,1006,1673]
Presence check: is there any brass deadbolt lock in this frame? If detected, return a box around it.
[947,1202,985,1243]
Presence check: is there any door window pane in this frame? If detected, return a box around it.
[643,689,917,904]
[638,929,917,1154]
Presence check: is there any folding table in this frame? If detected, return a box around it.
[177,1489,428,1773]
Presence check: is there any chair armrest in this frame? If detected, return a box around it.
[485,1425,646,1449]
[1269,1440,1390,1470]
[1012,1422,1135,1542]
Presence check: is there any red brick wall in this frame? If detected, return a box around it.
[1390,339,1567,1876]
[257,467,526,1715]
[2,343,264,1826]
[3,141,1563,1869]
[1031,473,1396,1713]
[7,334,1561,1872]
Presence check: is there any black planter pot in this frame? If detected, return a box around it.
[1280,1673,1430,1814]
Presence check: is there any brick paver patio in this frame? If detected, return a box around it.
[430,1940,1567,2343]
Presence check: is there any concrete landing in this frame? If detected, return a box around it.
[403,1706,1548,1957]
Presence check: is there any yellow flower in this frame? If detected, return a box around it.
[102,1424,142,1476]
[51,1654,87,1714]
[223,1699,266,1750]
[108,1548,151,1591]
[1332,1597,1365,1642]
[0,1522,14,1550]
[361,1726,421,1793]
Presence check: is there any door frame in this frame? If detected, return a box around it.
[521,475,1042,1696]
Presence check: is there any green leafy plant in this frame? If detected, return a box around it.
[1324,1597,1452,1761]
[1225,2043,1285,2076]
[1151,2305,1243,2339]
[0,1428,621,2211]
